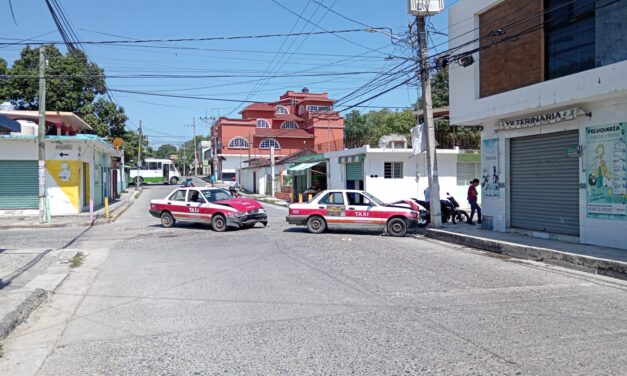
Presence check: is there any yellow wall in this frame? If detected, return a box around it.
[47,160,81,212]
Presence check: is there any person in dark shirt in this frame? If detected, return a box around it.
[467,178,482,225]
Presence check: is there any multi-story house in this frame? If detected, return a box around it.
[449,0,627,249]
[210,88,344,180]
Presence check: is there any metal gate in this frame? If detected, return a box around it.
[0,160,38,209]
[346,162,364,181]
[510,131,580,235]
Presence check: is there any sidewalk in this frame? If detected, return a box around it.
[0,189,141,230]
[420,224,627,280]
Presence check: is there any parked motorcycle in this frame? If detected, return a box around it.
[413,193,469,224]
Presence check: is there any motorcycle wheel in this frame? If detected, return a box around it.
[455,211,470,224]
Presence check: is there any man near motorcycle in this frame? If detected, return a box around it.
[467,178,482,225]
[229,178,242,197]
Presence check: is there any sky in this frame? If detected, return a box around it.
[1,0,456,147]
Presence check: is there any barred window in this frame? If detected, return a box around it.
[228,137,249,149]
[256,119,270,128]
[260,138,280,149]
[280,121,298,129]
[456,162,481,185]
[384,162,403,179]
[275,105,289,114]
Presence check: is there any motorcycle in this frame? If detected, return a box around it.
[413,193,469,224]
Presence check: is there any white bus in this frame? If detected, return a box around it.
[130,158,181,185]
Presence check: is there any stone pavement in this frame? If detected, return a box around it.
[421,224,627,280]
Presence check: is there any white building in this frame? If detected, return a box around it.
[449,0,627,249]
[324,146,479,205]
[0,111,123,216]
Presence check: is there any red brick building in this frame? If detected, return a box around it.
[210,88,344,180]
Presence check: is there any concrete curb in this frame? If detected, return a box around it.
[0,250,79,341]
[423,229,627,281]
[0,189,142,229]
[0,288,47,341]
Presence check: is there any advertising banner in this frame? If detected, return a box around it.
[585,123,627,219]
[481,138,500,198]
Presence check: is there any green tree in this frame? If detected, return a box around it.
[123,130,153,165]
[3,45,105,111]
[79,98,128,138]
[155,144,177,159]
[0,58,8,100]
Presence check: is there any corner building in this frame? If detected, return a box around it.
[210,89,344,180]
[449,0,627,249]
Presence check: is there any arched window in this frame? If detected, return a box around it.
[280,121,298,129]
[259,138,281,149]
[228,137,249,149]
[275,105,289,114]
[256,119,270,128]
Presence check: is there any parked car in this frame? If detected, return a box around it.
[150,187,267,231]
[286,189,420,237]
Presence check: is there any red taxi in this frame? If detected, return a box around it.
[286,189,419,237]
[150,187,267,231]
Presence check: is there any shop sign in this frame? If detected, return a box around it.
[496,108,579,131]
[585,123,627,219]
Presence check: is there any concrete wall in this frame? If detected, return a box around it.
[0,137,120,215]
[326,147,475,206]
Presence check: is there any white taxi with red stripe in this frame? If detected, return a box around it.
[150,187,267,232]
[286,189,419,237]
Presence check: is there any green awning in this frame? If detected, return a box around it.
[287,161,323,176]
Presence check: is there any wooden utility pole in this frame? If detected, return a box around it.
[37,46,48,223]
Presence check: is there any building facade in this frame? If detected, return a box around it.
[449,0,627,249]
[210,89,344,180]
[0,111,123,216]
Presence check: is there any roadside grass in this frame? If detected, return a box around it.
[69,252,85,268]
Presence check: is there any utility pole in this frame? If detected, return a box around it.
[137,120,143,189]
[415,15,442,227]
[37,46,48,223]
[185,118,198,176]
[270,146,276,198]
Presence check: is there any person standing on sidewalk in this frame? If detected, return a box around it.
[467,178,482,225]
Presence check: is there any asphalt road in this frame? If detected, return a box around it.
[2,184,627,375]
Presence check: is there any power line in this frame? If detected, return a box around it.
[1,27,390,46]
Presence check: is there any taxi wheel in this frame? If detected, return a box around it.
[387,218,407,237]
[212,214,227,232]
[160,212,175,228]
[306,216,326,234]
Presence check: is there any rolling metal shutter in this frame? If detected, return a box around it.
[510,131,579,235]
[346,162,364,181]
[0,160,38,209]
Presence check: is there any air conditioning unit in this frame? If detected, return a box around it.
[407,0,444,16]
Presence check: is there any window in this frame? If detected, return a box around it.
[275,105,289,114]
[298,106,305,115]
[306,105,332,112]
[545,0,595,80]
[147,162,158,170]
[169,164,176,172]
[202,189,231,202]
[384,162,403,179]
[259,138,280,149]
[256,119,270,128]
[456,162,482,185]
[187,190,206,203]
[170,190,187,201]
[319,192,345,205]
[346,192,373,206]
[280,121,298,129]
[228,137,249,149]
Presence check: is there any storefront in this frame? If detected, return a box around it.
[480,103,627,250]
